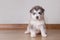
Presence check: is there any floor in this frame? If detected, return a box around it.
[0,29,60,40]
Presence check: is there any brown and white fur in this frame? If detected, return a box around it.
[25,6,47,37]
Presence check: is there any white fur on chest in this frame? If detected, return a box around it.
[30,20,44,26]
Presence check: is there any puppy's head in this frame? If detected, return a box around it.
[30,6,45,20]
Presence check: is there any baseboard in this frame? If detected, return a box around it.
[46,24,60,29]
[0,24,60,30]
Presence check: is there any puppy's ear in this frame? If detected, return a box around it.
[30,8,33,13]
[41,7,45,13]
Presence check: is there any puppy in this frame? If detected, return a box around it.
[25,6,47,37]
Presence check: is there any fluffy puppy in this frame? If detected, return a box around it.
[25,6,47,37]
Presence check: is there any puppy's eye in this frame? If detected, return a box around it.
[39,12,42,15]
[33,13,36,15]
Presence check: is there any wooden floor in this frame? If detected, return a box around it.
[0,29,60,40]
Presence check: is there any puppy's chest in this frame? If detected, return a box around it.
[30,20,44,26]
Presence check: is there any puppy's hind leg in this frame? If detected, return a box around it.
[40,25,47,37]
[25,24,31,34]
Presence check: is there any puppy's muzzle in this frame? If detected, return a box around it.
[36,16,39,19]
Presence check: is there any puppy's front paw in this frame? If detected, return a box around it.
[42,34,47,37]
[31,34,36,38]
[25,31,30,34]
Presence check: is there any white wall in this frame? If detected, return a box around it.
[0,0,60,24]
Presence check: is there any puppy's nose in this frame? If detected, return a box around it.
[36,16,39,19]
